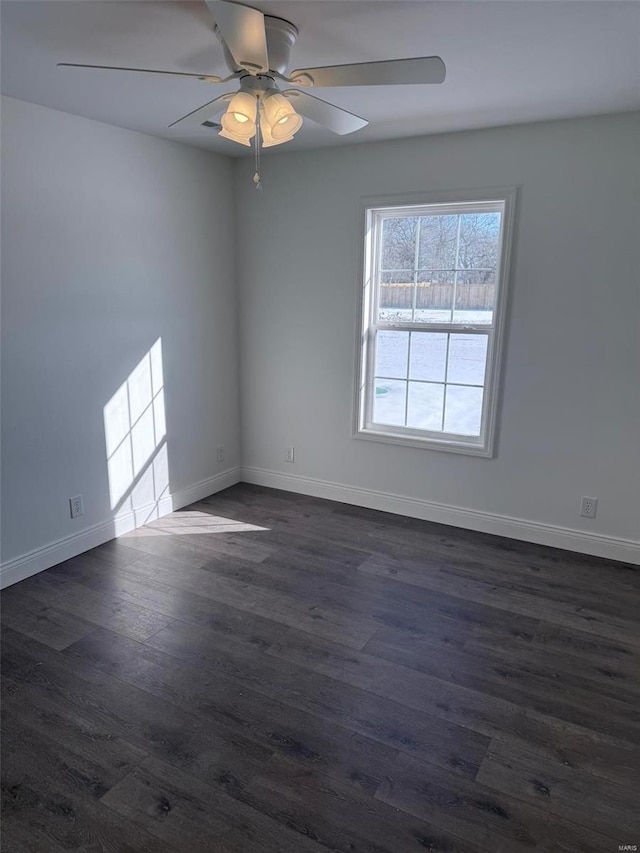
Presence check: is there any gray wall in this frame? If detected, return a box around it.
[1,96,240,565]
[235,112,640,546]
[2,100,638,571]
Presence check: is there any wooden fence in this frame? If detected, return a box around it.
[380,283,494,311]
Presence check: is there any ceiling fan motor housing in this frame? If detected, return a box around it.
[215,15,298,76]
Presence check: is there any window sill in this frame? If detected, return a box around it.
[353,426,495,458]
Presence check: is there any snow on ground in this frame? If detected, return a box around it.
[373,321,489,436]
[378,309,493,325]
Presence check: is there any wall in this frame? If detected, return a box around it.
[235,112,640,562]
[1,96,241,584]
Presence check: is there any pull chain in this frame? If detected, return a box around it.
[253,107,263,192]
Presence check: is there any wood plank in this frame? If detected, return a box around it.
[1,713,175,853]
[0,817,70,853]
[376,752,618,853]
[369,617,535,661]
[35,554,312,655]
[1,702,144,801]
[96,552,381,649]
[2,679,149,787]
[363,627,640,744]
[271,621,640,744]
[326,499,640,590]
[476,739,640,836]
[1,627,273,795]
[66,625,490,784]
[422,548,640,613]
[358,552,640,649]
[529,620,640,681]
[0,588,94,650]
[265,625,640,788]
[13,570,175,642]
[461,627,640,705]
[100,754,327,853]
[238,753,490,853]
[198,484,337,524]
[194,546,541,649]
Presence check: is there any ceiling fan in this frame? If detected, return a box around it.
[58,0,446,150]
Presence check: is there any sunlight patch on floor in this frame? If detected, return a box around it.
[123,510,269,537]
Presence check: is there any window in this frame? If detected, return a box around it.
[355,189,515,456]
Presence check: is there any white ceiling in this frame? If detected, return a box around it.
[2,1,639,156]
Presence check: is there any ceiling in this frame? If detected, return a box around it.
[2,1,639,156]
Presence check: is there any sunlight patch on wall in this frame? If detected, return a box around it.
[104,339,169,523]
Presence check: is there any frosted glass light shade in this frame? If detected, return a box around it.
[260,107,294,147]
[262,92,303,140]
[220,92,257,144]
[219,128,252,147]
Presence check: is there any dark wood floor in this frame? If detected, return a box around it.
[2,484,639,853]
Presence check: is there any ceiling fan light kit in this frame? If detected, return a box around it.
[58,0,446,186]
[218,82,304,148]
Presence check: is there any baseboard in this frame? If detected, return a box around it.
[241,466,640,565]
[170,466,242,510]
[0,467,242,589]
[4,463,636,589]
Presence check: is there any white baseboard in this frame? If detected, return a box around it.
[0,467,242,589]
[3,463,637,589]
[241,466,640,565]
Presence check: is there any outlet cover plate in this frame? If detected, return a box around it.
[70,495,84,519]
[580,496,598,519]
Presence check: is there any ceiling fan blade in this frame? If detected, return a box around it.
[57,62,223,83]
[205,1,269,74]
[168,93,232,130]
[283,90,368,136]
[289,56,446,88]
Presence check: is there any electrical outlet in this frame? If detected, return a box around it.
[286,447,295,463]
[216,446,225,463]
[69,495,84,519]
[580,496,598,519]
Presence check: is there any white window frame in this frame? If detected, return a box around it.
[353,187,517,457]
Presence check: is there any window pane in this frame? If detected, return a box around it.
[447,334,488,386]
[409,332,447,382]
[407,382,444,430]
[444,385,484,436]
[373,379,406,426]
[453,269,495,325]
[381,269,415,285]
[378,271,414,323]
[457,269,496,284]
[418,214,458,270]
[413,271,453,323]
[457,212,501,270]
[381,217,417,271]
[376,331,409,379]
